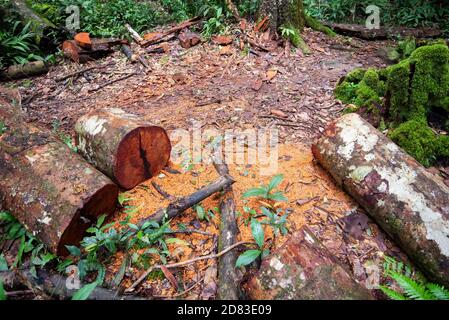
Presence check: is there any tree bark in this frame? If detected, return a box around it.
[212,150,240,300]
[75,108,171,190]
[0,99,118,256]
[258,0,305,32]
[245,226,374,300]
[312,113,449,287]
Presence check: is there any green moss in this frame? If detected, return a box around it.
[305,15,336,37]
[345,68,366,84]
[386,60,411,123]
[389,120,440,167]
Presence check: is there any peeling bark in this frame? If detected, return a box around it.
[0,99,118,255]
[312,113,449,287]
[245,226,374,300]
[75,108,171,190]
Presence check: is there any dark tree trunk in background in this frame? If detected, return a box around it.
[258,0,306,32]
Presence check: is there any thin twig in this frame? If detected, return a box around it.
[152,276,205,299]
[125,241,255,293]
[168,229,214,237]
[88,73,136,93]
[151,181,176,201]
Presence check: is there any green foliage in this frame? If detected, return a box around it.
[202,5,229,38]
[260,207,289,236]
[51,120,77,152]
[71,281,98,300]
[242,174,288,202]
[380,256,449,300]
[389,120,449,167]
[0,121,7,135]
[0,211,56,276]
[304,0,449,36]
[0,21,42,69]
[0,281,6,300]
[236,218,267,268]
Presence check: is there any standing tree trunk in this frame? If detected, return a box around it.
[258,0,305,33]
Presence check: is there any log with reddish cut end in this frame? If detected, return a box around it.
[212,35,233,46]
[312,113,449,287]
[75,108,172,190]
[245,226,374,300]
[0,97,118,256]
[74,32,92,49]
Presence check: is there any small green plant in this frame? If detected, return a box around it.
[201,5,229,38]
[235,218,268,268]
[0,121,7,135]
[380,256,449,300]
[242,174,287,202]
[260,207,289,236]
[0,280,6,300]
[51,120,77,152]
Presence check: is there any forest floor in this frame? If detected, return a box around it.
[2,26,411,299]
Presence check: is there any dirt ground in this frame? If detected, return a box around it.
[2,26,409,299]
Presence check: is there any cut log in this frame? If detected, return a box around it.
[245,226,374,300]
[325,23,442,40]
[0,61,48,80]
[178,29,201,49]
[62,40,113,63]
[75,108,171,190]
[0,99,118,256]
[212,149,240,300]
[312,113,449,287]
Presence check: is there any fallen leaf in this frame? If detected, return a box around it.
[212,35,233,46]
[271,109,288,118]
[340,211,370,241]
[265,68,278,82]
[220,45,233,56]
[160,266,178,290]
[251,79,263,91]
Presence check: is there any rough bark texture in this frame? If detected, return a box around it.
[0,99,118,256]
[212,150,239,300]
[246,226,374,300]
[0,61,48,80]
[312,113,449,287]
[258,0,305,32]
[75,108,171,190]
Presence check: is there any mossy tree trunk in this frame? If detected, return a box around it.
[258,0,306,33]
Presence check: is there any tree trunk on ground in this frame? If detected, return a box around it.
[0,61,48,80]
[312,113,449,287]
[245,226,374,300]
[258,0,305,32]
[212,150,240,300]
[0,98,118,256]
[75,108,171,190]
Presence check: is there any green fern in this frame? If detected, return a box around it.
[381,256,449,300]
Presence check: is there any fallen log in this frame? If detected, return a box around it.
[140,17,202,47]
[0,99,118,256]
[62,40,113,63]
[212,149,240,300]
[75,108,171,190]
[0,61,49,80]
[325,23,442,40]
[120,45,150,69]
[245,226,374,300]
[312,113,449,287]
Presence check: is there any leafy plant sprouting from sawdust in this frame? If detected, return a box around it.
[236,175,289,267]
[380,256,449,300]
[242,174,288,202]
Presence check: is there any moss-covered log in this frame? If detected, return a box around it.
[0,98,118,256]
[75,108,171,190]
[312,113,449,287]
[245,226,374,300]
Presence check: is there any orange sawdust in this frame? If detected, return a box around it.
[107,143,356,298]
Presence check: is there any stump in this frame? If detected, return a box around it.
[0,100,118,255]
[245,226,374,300]
[312,113,449,287]
[75,108,171,190]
